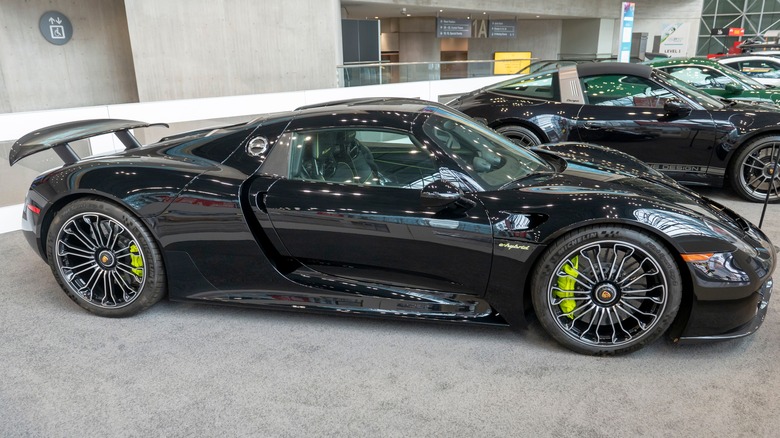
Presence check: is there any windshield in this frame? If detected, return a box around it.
[421,107,552,190]
[652,69,726,110]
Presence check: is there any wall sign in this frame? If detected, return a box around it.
[489,20,517,38]
[711,27,726,36]
[437,18,471,38]
[659,23,690,56]
[493,52,532,75]
[729,27,745,36]
[39,11,73,45]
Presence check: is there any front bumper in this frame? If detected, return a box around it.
[677,278,773,343]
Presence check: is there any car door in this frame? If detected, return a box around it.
[253,121,494,295]
[573,73,718,181]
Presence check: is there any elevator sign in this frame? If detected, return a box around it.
[39,11,73,45]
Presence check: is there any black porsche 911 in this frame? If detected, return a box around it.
[449,63,780,203]
[9,98,775,355]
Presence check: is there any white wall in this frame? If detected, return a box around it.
[632,0,704,57]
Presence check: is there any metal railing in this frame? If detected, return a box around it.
[338,58,535,87]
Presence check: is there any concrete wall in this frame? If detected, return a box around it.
[0,0,138,113]
[123,0,343,102]
[468,20,562,62]
[560,19,604,58]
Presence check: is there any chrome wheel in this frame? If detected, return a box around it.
[738,143,780,201]
[55,212,146,309]
[546,240,668,348]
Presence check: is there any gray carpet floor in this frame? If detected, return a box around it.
[1,187,779,437]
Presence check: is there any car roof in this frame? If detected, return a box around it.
[292,97,447,118]
[575,62,653,78]
[718,54,780,61]
[648,57,721,68]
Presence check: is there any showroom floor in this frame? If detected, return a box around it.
[1,187,778,437]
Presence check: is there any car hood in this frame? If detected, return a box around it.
[501,152,749,237]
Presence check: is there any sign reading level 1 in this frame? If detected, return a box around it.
[437,18,471,38]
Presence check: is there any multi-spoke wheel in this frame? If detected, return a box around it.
[495,125,541,147]
[46,198,166,317]
[730,136,780,202]
[531,226,681,355]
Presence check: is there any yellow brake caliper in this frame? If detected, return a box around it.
[129,244,144,278]
[554,256,579,318]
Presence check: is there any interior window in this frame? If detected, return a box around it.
[581,74,673,108]
[663,66,735,90]
[287,129,437,188]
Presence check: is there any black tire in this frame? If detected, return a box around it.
[46,197,166,317]
[728,135,780,203]
[495,125,542,147]
[531,225,682,355]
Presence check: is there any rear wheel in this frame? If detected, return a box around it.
[729,136,780,202]
[46,198,166,317]
[495,125,541,147]
[531,226,681,355]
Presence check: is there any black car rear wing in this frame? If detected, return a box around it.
[9,119,169,166]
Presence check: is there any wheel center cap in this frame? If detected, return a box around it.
[765,163,779,178]
[97,250,115,268]
[594,283,619,305]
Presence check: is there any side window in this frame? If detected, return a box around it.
[288,129,438,188]
[664,66,733,89]
[493,72,557,100]
[581,74,673,108]
[739,60,780,78]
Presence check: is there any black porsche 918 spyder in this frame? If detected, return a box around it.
[9,98,775,355]
[449,63,780,203]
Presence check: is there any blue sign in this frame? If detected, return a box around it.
[618,2,635,62]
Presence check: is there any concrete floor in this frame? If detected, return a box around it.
[1,187,778,437]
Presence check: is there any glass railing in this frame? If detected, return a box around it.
[338,58,534,87]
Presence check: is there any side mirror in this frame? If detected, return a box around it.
[663,99,692,118]
[725,82,744,95]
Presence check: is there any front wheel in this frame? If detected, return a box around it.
[495,125,541,147]
[729,136,780,202]
[531,226,682,355]
[46,197,166,317]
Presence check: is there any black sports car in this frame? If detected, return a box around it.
[449,63,780,203]
[9,98,775,355]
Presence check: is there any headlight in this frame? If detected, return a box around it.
[682,252,750,283]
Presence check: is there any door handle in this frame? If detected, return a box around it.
[583,122,604,129]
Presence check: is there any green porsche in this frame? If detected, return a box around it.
[648,57,780,105]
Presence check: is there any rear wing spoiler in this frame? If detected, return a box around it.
[9,119,169,166]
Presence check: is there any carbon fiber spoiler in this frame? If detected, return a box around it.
[9,119,169,166]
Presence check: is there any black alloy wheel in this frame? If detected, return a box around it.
[730,136,780,202]
[531,226,682,355]
[495,125,542,147]
[46,198,166,317]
